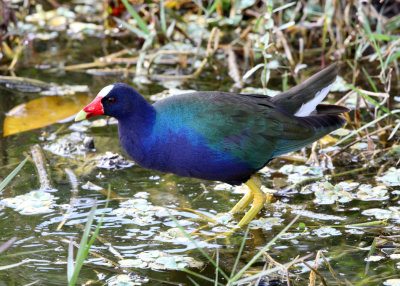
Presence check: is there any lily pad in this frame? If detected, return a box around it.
[313,181,353,204]
[362,207,400,221]
[155,227,191,243]
[279,164,324,184]
[365,255,384,262]
[384,279,400,286]
[356,185,388,201]
[377,167,400,186]
[119,259,147,268]
[107,274,149,286]
[0,190,56,215]
[113,199,177,226]
[137,250,203,270]
[249,217,283,230]
[313,226,341,237]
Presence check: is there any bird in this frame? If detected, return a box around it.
[75,63,349,227]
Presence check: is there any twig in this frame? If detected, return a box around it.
[320,252,343,286]
[227,46,242,87]
[192,183,208,203]
[275,29,295,67]
[233,253,314,285]
[57,168,79,230]
[0,75,50,89]
[62,61,107,71]
[30,144,53,191]
[147,50,196,75]
[0,237,17,254]
[303,260,328,286]
[264,251,291,285]
[86,68,136,76]
[308,251,321,286]
[332,124,392,156]
[8,40,22,71]
[190,27,220,79]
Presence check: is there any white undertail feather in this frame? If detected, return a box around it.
[294,83,333,117]
[97,84,114,98]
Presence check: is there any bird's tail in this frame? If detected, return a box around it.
[272,113,346,157]
[271,63,349,117]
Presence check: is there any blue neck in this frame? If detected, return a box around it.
[117,101,156,164]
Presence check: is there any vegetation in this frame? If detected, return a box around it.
[0,0,399,285]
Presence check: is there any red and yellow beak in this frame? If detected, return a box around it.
[75,96,104,121]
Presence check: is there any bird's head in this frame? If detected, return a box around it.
[75,83,143,121]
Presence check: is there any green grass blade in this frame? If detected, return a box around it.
[369,34,399,41]
[186,275,201,286]
[67,188,111,285]
[68,201,97,285]
[0,156,29,193]
[193,0,207,14]
[160,0,166,33]
[182,268,224,286]
[67,239,74,282]
[1,248,57,258]
[214,247,219,286]
[385,15,400,31]
[230,225,250,278]
[233,264,292,285]
[86,189,111,249]
[120,0,149,34]
[361,67,378,93]
[364,237,377,275]
[113,17,149,39]
[359,8,385,75]
[167,211,230,281]
[344,83,393,115]
[383,49,400,67]
[336,110,400,145]
[0,259,30,270]
[206,0,221,15]
[229,213,301,282]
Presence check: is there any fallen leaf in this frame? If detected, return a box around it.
[319,134,338,146]
[4,95,92,136]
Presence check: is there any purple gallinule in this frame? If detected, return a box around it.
[75,63,349,227]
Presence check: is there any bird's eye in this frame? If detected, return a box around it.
[107,97,116,104]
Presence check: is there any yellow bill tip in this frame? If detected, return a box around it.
[74,109,88,122]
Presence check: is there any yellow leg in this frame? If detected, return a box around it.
[236,176,266,227]
[230,188,254,213]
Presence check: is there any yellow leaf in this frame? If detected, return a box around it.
[319,134,339,146]
[4,95,92,136]
[164,0,188,8]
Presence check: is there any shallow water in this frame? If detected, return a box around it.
[0,35,399,286]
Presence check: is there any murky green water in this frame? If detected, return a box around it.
[0,35,399,286]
